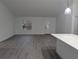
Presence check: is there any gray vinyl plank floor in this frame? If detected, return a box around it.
[0,34,56,59]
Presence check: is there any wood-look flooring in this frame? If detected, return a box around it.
[0,34,57,59]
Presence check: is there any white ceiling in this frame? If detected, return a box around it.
[1,0,66,17]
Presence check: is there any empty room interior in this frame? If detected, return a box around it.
[0,0,78,59]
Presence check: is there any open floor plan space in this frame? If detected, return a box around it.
[0,0,78,59]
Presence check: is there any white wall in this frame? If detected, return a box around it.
[72,0,78,34]
[73,18,78,34]
[56,13,73,33]
[0,2,15,42]
[15,17,56,34]
[56,0,78,34]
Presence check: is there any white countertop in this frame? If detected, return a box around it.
[51,34,78,50]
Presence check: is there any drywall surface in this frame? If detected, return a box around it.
[1,0,65,17]
[56,14,72,33]
[56,0,78,34]
[56,39,78,59]
[73,18,78,34]
[72,0,78,35]
[0,2,14,42]
[15,17,56,34]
